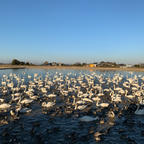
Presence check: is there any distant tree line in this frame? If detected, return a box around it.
[133,64,144,68]
[97,61,120,67]
[11,59,33,65]
[10,59,144,68]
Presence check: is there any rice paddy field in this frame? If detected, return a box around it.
[0,68,144,144]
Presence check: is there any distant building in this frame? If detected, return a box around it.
[126,64,133,68]
[57,63,63,66]
[49,62,64,66]
[51,62,57,66]
[119,64,127,68]
[89,64,97,68]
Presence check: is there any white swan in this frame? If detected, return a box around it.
[135,105,144,115]
[77,105,87,110]
[83,98,93,103]
[20,107,32,114]
[79,116,99,122]
[0,103,11,110]
[20,99,33,105]
[47,94,56,98]
[41,88,47,93]
[42,102,55,108]
[107,110,115,118]
[99,103,109,108]
[30,95,38,100]
[0,98,4,103]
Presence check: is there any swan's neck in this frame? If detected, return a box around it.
[135,104,140,113]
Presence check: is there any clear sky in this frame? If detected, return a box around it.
[0,0,144,64]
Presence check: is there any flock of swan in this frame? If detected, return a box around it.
[0,70,144,141]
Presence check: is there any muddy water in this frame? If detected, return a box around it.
[0,69,144,144]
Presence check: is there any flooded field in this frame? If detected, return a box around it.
[0,68,144,144]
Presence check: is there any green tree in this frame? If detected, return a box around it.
[11,59,20,65]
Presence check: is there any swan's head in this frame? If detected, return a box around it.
[42,102,46,106]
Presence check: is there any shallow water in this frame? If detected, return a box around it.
[0,69,144,144]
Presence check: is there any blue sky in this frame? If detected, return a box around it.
[0,0,144,64]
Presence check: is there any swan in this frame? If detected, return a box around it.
[20,99,33,105]
[126,95,135,99]
[83,98,93,103]
[123,82,130,89]
[76,100,86,104]
[125,90,135,99]
[92,97,101,102]
[11,95,20,102]
[25,91,33,96]
[47,94,57,98]
[77,105,87,110]
[7,82,14,88]
[10,110,16,117]
[28,75,32,79]
[0,103,11,110]
[14,93,21,97]
[94,132,102,141]
[42,102,55,108]
[20,107,32,114]
[111,95,122,103]
[99,103,109,108]
[132,87,138,91]
[1,81,6,86]
[0,98,4,103]
[41,88,47,93]
[107,110,115,118]
[135,105,144,115]
[79,116,99,122]
[30,95,38,100]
